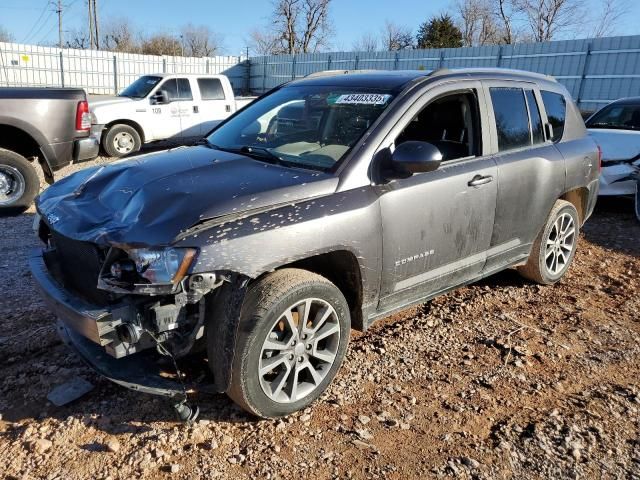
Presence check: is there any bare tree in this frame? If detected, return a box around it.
[591,0,629,38]
[494,0,518,44]
[515,0,582,42]
[141,34,182,56]
[249,29,283,55]
[380,21,414,51]
[0,26,13,43]
[101,18,140,52]
[456,0,502,46]
[352,32,379,52]
[65,28,91,49]
[180,23,222,57]
[269,0,333,54]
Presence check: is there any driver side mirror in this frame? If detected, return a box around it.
[391,141,442,176]
[150,90,169,105]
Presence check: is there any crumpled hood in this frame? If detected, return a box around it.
[588,128,640,163]
[36,146,338,246]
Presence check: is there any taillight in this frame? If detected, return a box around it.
[597,145,602,172]
[76,100,91,131]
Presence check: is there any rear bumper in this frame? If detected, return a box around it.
[584,178,599,223]
[74,136,100,162]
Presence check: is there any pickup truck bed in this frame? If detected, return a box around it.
[0,87,99,213]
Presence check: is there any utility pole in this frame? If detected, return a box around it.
[93,0,99,49]
[57,0,63,48]
[88,0,94,49]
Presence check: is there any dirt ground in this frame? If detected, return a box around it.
[0,157,639,479]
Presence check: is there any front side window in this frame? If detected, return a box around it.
[395,90,481,161]
[160,78,193,101]
[490,87,531,151]
[586,103,640,131]
[198,78,225,100]
[207,86,397,171]
[541,91,566,142]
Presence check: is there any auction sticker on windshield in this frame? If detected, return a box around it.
[334,93,392,105]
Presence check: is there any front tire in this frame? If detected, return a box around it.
[102,124,141,158]
[226,269,351,418]
[0,148,39,215]
[518,200,580,285]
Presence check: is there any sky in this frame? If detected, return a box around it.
[1,0,639,55]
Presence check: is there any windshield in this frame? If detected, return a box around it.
[119,75,162,99]
[586,103,640,130]
[206,85,396,171]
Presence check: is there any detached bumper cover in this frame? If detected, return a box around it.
[57,321,186,398]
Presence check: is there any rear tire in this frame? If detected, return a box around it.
[518,200,580,285]
[103,124,141,158]
[226,269,350,418]
[0,148,39,215]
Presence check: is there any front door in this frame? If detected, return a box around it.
[152,77,200,142]
[377,82,498,312]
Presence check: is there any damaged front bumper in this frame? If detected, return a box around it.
[29,249,213,398]
[599,159,640,196]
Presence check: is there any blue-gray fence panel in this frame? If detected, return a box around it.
[248,35,640,111]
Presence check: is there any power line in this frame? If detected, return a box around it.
[22,2,51,44]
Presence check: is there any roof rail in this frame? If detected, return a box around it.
[304,69,377,79]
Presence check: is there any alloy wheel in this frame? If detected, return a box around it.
[259,298,341,404]
[544,212,576,275]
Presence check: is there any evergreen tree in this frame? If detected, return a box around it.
[416,14,463,49]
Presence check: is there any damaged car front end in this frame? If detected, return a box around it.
[587,98,640,221]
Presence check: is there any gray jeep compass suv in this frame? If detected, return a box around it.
[31,68,599,418]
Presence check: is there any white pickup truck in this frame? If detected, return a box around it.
[90,74,255,157]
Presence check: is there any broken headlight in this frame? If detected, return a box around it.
[123,247,198,284]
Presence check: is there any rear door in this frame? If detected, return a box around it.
[481,81,566,272]
[196,77,232,135]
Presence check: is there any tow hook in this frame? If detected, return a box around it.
[173,400,200,423]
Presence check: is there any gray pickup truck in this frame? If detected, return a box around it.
[0,88,99,213]
[30,68,599,419]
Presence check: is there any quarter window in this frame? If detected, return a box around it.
[541,91,566,142]
[198,78,225,100]
[490,87,531,151]
[160,78,193,101]
[525,90,544,144]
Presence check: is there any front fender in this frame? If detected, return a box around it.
[178,186,382,310]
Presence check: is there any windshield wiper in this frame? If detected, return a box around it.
[239,146,286,165]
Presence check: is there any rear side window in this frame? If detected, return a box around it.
[198,78,225,100]
[161,78,193,101]
[541,91,566,142]
[490,87,531,151]
[525,90,544,144]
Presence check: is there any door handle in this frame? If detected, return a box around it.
[468,174,493,187]
[193,106,199,113]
